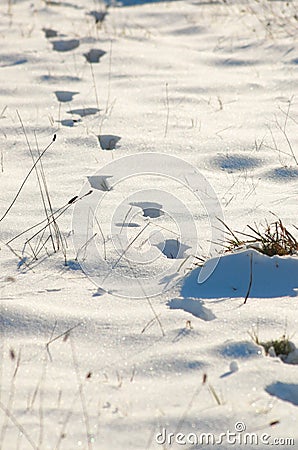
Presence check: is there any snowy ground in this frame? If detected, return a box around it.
[0,0,298,449]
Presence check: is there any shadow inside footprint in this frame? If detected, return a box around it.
[39,75,81,83]
[54,91,79,102]
[88,10,108,24]
[115,222,140,228]
[68,107,100,117]
[217,340,261,359]
[60,119,81,127]
[98,135,121,150]
[52,39,80,52]
[153,239,191,259]
[0,55,28,67]
[130,201,163,218]
[265,166,298,182]
[43,28,58,38]
[84,49,106,63]
[212,154,262,172]
[87,175,112,191]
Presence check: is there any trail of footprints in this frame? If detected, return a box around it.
[209,152,298,183]
[42,5,121,150]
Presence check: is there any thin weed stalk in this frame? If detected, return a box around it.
[70,336,93,450]
[90,63,100,111]
[0,134,56,223]
[164,82,169,138]
[17,112,57,253]
[55,391,80,450]
[6,192,91,247]
[34,130,62,252]
[0,400,38,450]
[0,349,22,449]
[104,39,113,115]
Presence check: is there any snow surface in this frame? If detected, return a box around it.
[0,0,298,449]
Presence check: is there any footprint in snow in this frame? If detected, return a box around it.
[130,201,164,218]
[84,49,106,63]
[0,54,28,67]
[67,107,100,117]
[52,39,80,52]
[211,154,262,173]
[46,0,83,9]
[98,135,121,150]
[153,239,191,259]
[217,340,261,359]
[115,222,140,228]
[39,74,81,83]
[92,287,107,297]
[60,119,81,127]
[54,91,79,102]
[42,28,58,38]
[87,175,113,191]
[88,10,108,24]
[265,166,298,182]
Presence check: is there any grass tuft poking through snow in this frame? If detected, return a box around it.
[218,217,298,256]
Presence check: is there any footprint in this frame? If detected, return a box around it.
[265,166,298,182]
[67,107,100,117]
[217,340,262,359]
[98,134,121,150]
[0,54,27,68]
[213,57,258,67]
[84,49,106,63]
[46,1,83,9]
[211,153,262,172]
[52,39,80,52]
[60,119,81,127]
[54,91,79,102]
[115,222,140,228]
[39,75,81,83]
[130,201,163,218]
[153,239,191,259]
[87,175,112,191]
[88,10,108,24]
[43,28,58,38]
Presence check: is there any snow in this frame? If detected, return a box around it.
[182,248,298,299]
[0,0,298,449]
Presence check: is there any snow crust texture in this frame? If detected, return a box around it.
[0,0,298,449]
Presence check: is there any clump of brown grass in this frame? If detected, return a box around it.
[218,218,298,257]
[250,329,295,360]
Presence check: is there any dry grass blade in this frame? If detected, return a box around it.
[244,252,253,305]
[46,323,82,361]
[217,217,243,247]
[0,134,56,223]
[218,218,298,257]
[0,400,38,450]
[7,192,91,247]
